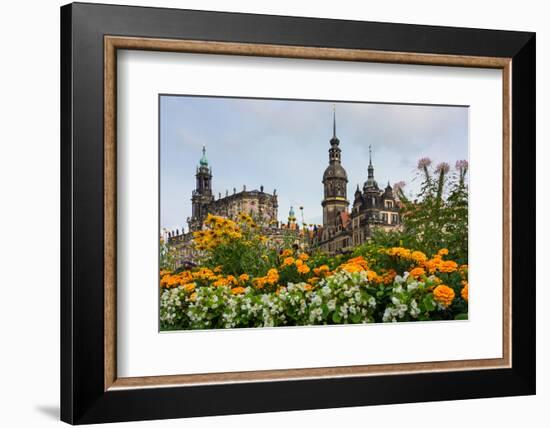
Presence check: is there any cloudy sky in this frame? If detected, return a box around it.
[160,95,468,231]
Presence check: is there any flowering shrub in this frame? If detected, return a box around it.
[160,213,468,330]
[372,158,469,265]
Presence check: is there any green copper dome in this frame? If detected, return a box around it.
[199,146,208,167]
[288,206,296,220]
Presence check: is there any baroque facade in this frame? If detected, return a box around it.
[187,146,279,231]
[166,147,305,267]
[313,109,401,254]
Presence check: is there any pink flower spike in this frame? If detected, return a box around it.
[435,162,450,174]
[455,159,468,170]
[417,157,432,170]
[393,181,406,191]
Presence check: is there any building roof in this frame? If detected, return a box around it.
[340,211,351,228]
[323,163,348,181]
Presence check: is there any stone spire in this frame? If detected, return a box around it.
[364,145,379,190]
[368,145,374,179]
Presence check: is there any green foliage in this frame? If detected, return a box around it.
[159,238,177,271]
[372,159,469,265]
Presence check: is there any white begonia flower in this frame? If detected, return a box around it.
[407,281,419,291]
[409,299,420,318]
[394,275,405,284]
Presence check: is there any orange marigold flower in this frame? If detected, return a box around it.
[409,267,426,278]
[238,273,249,282]
[212,277,229,287]
[366,270,380,282]
[226,275,238,286]
[438,248,449,256]
[177,271,194,284]
[282,257,295,267]
[340,263,363,273]
[313,265,330,276]
[411,250,428,264]
[339,256,369,272]
[381,269,397,285]
[303,284,313,291]
[297,264,310,274]
[231,286,246,295]
[439,260,458,273]
[253,277,266,289]
[183,282,196,293]
[281,249,293,257]
[433,285,455,308]
[298,253,310,261]
[266,268,279,285]
[295,259,304,267]
[461,282,468,301]
[307,277,320,285]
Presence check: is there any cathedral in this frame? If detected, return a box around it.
[313,108,401,254]
[166,107,402,264]
[187,146,279,231]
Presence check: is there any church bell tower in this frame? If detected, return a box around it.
[321,106,349,229]
[188,146,214,231]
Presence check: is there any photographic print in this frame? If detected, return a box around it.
[159,96,469,331]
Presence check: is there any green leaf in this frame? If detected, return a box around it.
[351,313,362,323]
[454,313,468,320]
[422,294,436,312]
[332,310,342,324]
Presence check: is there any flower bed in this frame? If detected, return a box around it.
[160,214,468,330]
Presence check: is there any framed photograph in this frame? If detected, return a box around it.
[61,2,535,424]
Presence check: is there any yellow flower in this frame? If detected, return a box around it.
[189,292,197,302]
[433,285,455,308]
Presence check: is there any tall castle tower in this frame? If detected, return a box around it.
[188,146,214,231]
[322,106,349,229]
